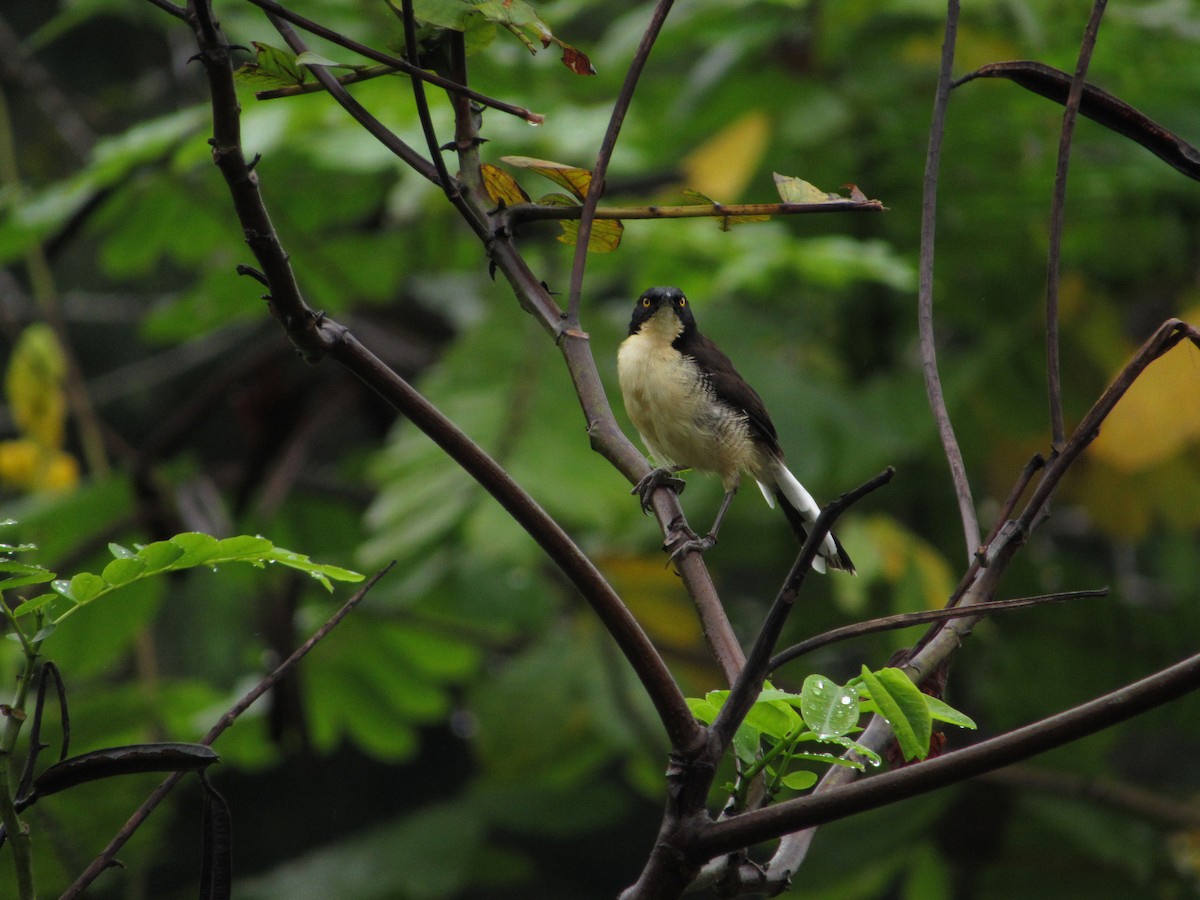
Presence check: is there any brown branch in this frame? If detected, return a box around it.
[917,0,978,562]
[61,566,393,898]
[566,0,675,322]
[1046,0,1108,451]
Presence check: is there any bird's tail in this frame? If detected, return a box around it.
[760,463,855,575]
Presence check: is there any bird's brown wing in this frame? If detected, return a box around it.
[678,329,782,454]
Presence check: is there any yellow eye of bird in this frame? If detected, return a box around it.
[677,297,686,307]
[641,298,651,307]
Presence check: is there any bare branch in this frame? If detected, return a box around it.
[566,0,675,322]
[917,0,978,561]
[1046,0,1109,450]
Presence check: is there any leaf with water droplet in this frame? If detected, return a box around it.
[800,674,859,738]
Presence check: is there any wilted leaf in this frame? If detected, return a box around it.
[501,156,592,200]
[560,44,596,76]
[773,172,844,204]
[481,163,530,207]
[556,216,623,253]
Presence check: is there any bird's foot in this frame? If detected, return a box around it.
[664,521,717,563]
[631,467,686,514]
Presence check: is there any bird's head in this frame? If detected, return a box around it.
[627,286,695,340]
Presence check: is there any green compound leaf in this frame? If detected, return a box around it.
[38,533,364,624]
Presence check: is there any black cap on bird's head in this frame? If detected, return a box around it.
[628,286,695,336]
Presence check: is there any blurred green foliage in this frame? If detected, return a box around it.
[1,0,1200,896]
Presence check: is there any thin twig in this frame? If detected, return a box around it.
[769,588,1107,673]
[917,0,978,562]
[566,0,675,323]
[398,0,457,202]
[61,566,393,898]
[1046,0,1108,450]
[506,198,884,226]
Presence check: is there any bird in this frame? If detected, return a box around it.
[616,286,854,574]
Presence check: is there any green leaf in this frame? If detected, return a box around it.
[108,542,136,559]
[0,561,55,592]
[925,695,977,730]
[169,532,220,567]
[233,42,307,89]
[12,592,56,617]
[101,556,145,586]
[216,534,275,559]
[136,540,184,572]
[780,770,819,790]
[412,0,475,30]
[69,572,106,604]
[731,721,762,766]
[799,674,860,738]
[686,697,720,725]
[859,666,933,762]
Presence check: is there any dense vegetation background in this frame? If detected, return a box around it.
[2,0,1200,897]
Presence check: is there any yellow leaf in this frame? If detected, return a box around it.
[1090,308,1200,472]
[481,163,530,207]
[0,439,79,492]
[499,155,592,201]
[5,323,68,449]
[682,110,771,202]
